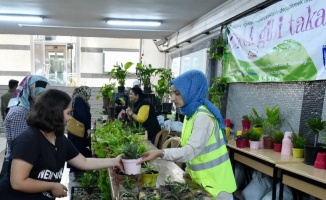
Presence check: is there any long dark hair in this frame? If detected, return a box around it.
[26,89,71,135]
[131,87,146,99]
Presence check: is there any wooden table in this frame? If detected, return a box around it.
[277,163,326,200]
[227,140,303,200]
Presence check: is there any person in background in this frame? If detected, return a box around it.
[138,70,236,199]
[67,86,92,181]
[0,89,123,199]
[1,79,19,121]
[133,80,141,88]
[126,87,161,144]
[4,75,50,160]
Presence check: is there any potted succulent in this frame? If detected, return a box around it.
[305,117,326,165]
[290,133,306,158]
[272,130,284,152]
[136,63,158,94]
[208,76,229,109]
[108,61,133,93]
[140,162,159,188]
[122,142,148,175]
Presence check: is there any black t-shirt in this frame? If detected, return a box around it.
[0,126,79,199]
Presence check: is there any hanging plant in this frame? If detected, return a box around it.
[207,34,225,60]
[208,76,229,109]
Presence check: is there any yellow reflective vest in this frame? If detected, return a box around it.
[181,106,237,197]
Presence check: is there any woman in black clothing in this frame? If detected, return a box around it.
[67,86,92,181]
[126,87,161,144]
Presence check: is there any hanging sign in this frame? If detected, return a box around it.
[224,0,326,82]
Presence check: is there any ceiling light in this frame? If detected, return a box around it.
[106,19,161,27]
[0,14,44,22]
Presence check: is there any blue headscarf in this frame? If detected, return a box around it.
[171,70,227,142]
[7,75,50,110]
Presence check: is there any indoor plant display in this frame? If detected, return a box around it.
[136,63,158,94]
[108,61,133,93]
[208,76,229,109]
[305,117,326,165]
[290,133,306,158]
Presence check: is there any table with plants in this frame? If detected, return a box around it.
[88,119,212,200]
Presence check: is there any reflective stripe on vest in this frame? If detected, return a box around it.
[187,108,229,171]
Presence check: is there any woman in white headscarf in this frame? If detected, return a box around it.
[67,86,92,181]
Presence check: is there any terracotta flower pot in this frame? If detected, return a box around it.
[263,136,274,149]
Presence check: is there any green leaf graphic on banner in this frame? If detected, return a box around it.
[224,39,317,82]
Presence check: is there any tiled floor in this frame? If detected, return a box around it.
[0,132,79,200]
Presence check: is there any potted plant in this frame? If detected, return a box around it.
[96,83,116,112]
[153,68,174,112]
[108,61,133,93]
[140,162,159,188]
[118,176,139,199]
[249,108,265,135]
[122,142,148,175]
[272,130,284,152]
[208,76,229,109]
[305,117,326,165]
[136,63,158,94]
[290,133,306,158]
[263,105,281,149]
[247,129,263,150]
[235,135,247,148]
[241,114,251,132]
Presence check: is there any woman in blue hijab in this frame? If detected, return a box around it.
[139,70,236,199]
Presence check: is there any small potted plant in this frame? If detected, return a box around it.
[153,68,174,112]
[305,117,326,165]
[122,142,148,175]
[290,134,306,158]
[247,129,263,150]
[272,130,284,152]
[235,135,247,148]
[108,61,133,93]
[96,83,116,108]
[140,162,159,187]
[263,105,281,149]
[249,108,265,134]
[136,63,158,94]
[241,114,251,132]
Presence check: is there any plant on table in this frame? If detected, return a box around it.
[96,83,116,101]
[306,117,326,147]
[136,63,158,91]
[290,134,306,149]
[271,130,284,144]
[108,62,133,87]
[246,129,262,141]
[263,105,281,137]
[153,68,174,104]
[249,108,265,128]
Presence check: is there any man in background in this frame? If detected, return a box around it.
[1,79,19,121]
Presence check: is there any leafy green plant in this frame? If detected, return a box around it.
[108,62,133,86]
[136,63,158,88]
[122,141,148,159]
[207,34,225,60]
[263,105,281,137]
[247,129,262,141]
[208,76,229,109]
[290,133,306,149]
[272,130,284,144]
[249,108,264,128]
[153,68,174,104]
[142,162,159,174]
[242,115,250,121]
[306,117,326,147]
[96,83,116,101]
[79,170,99,187]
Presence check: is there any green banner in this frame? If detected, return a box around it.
[224,0,325,82]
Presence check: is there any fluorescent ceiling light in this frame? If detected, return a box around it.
[106,19,161,27]
[0,14,44,22]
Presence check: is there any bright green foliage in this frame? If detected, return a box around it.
[96,83,116,101]
[108,62,133,86]
[290,134,306,149]
[306,117,326,147]
[136,63,158,88]
[208,76,229,109]
[272,130,284,143]
[153,68,174,104]
[249,108,265,128]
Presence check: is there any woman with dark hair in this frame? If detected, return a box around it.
[67,86,92,181]
[126,87,161,144]
[0,89,122,200]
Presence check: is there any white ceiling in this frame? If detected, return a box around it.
[0,0,229,39]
